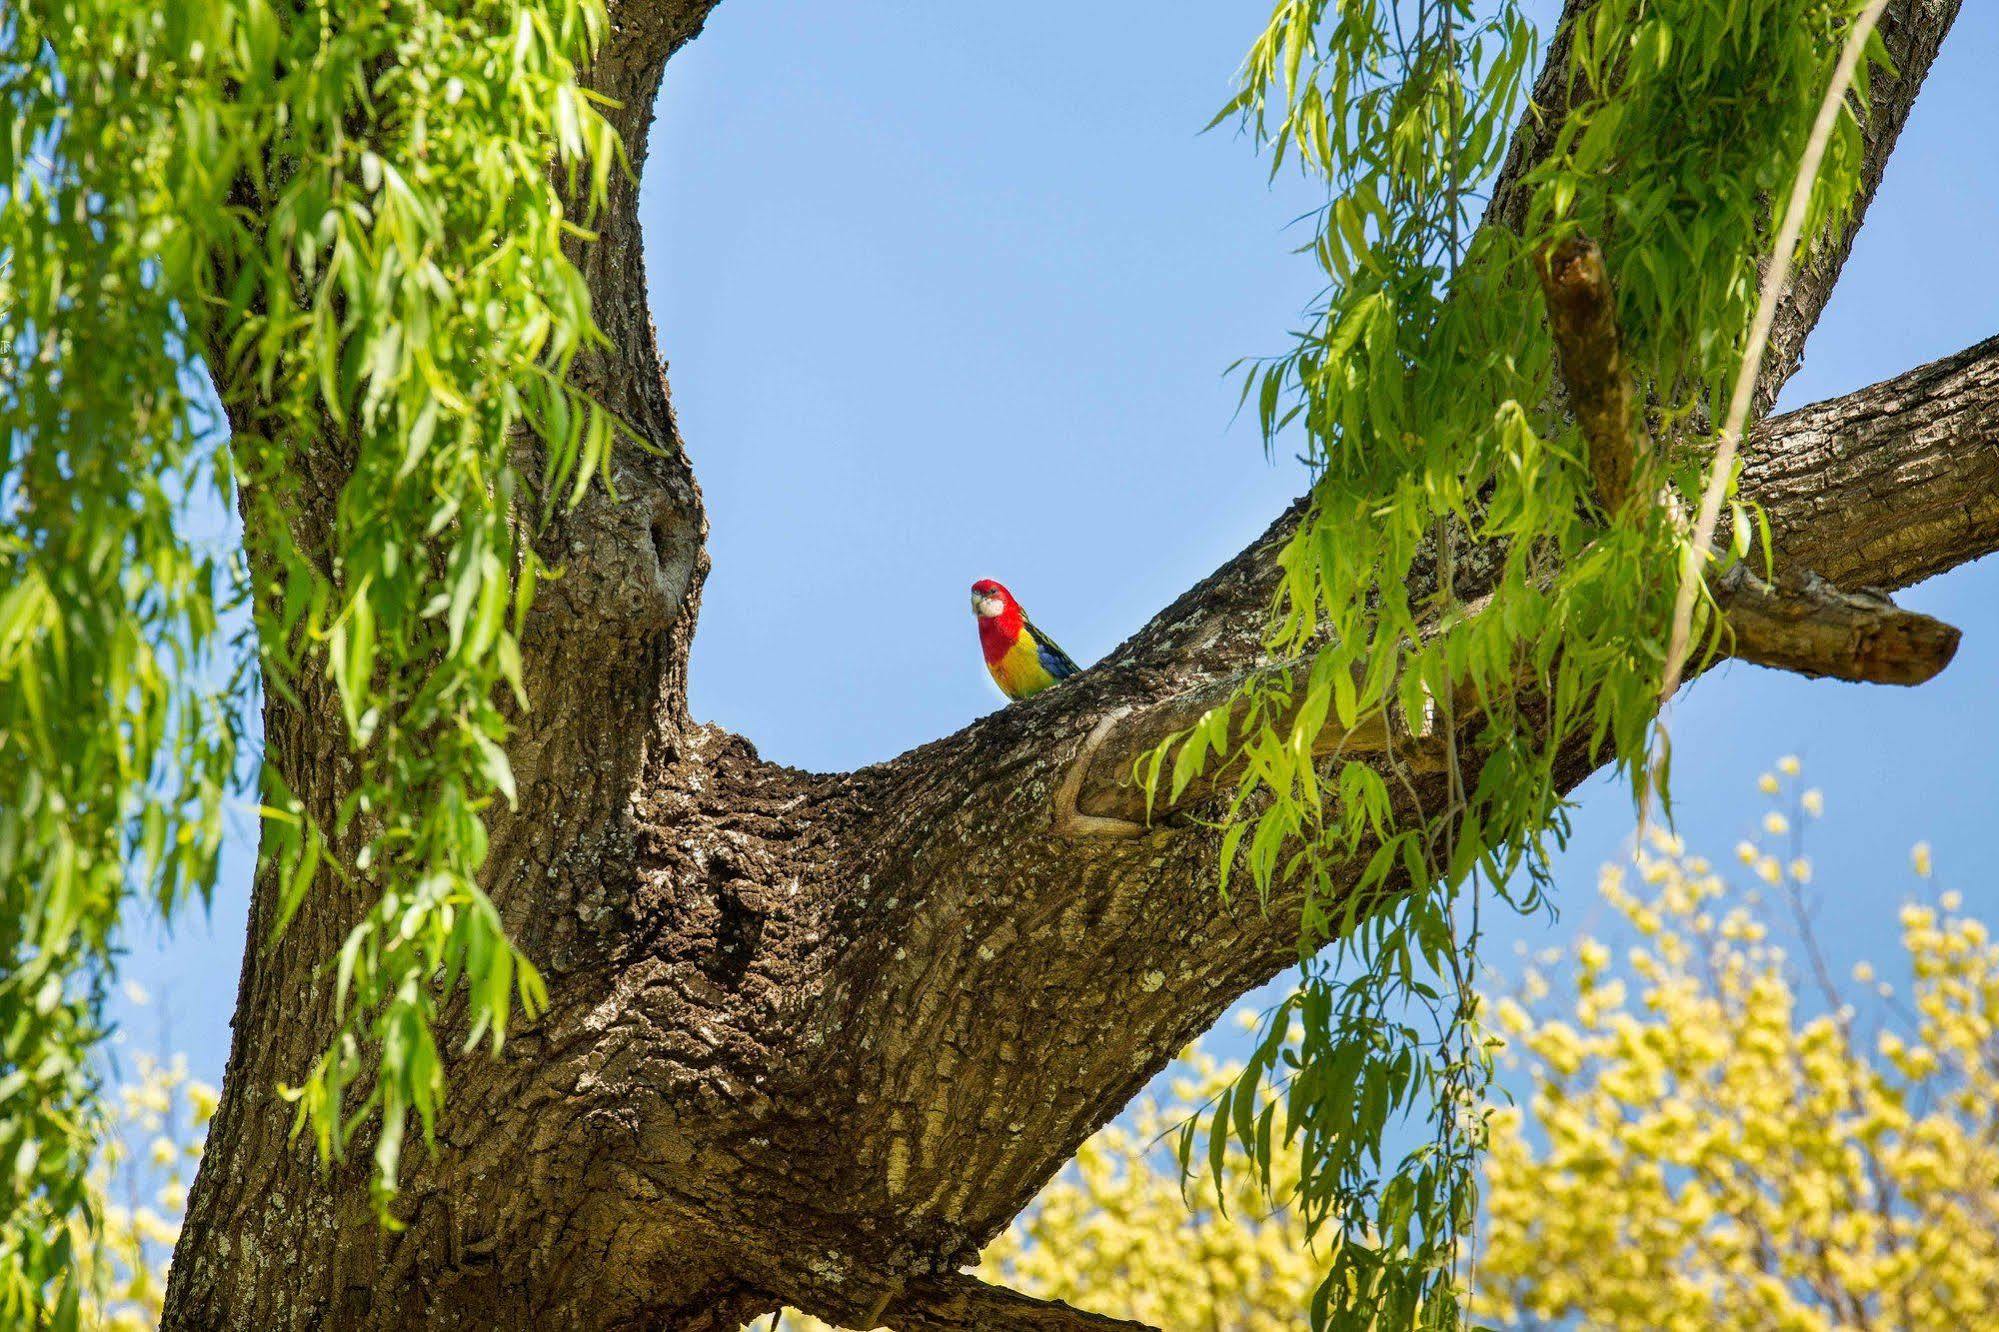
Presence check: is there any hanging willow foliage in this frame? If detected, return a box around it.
[1165,1,1888,1326]
[1,0,620,1317]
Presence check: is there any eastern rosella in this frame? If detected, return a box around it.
[970,579,1082,700]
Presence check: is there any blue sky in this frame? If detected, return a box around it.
[122,1,1999,1144]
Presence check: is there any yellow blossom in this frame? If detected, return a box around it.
[1912,842,1933,877]
[1777,755,1801,776]
[72,1049,207,1331]
[1802,789,1824,817]
[1496,996,1534,1035]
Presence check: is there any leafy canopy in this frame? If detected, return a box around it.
[1155,0,1888,1325]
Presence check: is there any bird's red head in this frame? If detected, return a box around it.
[969,579,1016,621]
[970,579,1024,666]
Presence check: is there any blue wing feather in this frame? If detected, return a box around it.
[1022,613,1082,680]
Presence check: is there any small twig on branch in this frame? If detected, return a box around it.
[1536,233,1643,513]
[880,1271,1158,1332]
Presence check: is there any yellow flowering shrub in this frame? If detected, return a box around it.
[1479,765,1999,1331]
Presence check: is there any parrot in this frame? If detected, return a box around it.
[970,579,1082,700]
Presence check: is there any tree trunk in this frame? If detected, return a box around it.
[164,1,1989,1328]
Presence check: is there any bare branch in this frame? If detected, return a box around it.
[1747,331,1999,593]
[1711,564,1959,685]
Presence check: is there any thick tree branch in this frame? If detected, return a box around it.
[1749,332,1999,591]
[777,7,1975,1319]
[814,343,1995,1322]
[1069,336,1997,824]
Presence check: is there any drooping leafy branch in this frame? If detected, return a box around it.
[1165,1,1891,1325]
[1,6,247,1316]
[216,0,623,1221]
[1,0,622,1313]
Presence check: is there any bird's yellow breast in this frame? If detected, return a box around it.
[989,631,1058,699]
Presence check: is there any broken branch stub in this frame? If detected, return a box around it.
[1710,563,1960,685]
[1536,233,1643,514]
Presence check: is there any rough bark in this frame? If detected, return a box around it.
[165,1,1988,1329]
